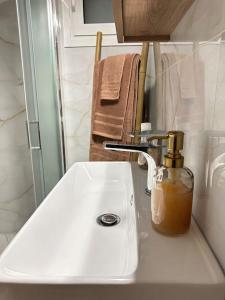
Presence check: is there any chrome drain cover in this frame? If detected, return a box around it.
[97,213,120,226]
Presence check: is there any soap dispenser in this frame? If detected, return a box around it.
[151,131,194,235]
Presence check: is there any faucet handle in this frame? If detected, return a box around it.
[128,130,167,138]
[129,130,151,138]
[129,130,168,148]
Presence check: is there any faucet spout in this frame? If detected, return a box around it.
[103,142,149,154]
[103,141,157,193]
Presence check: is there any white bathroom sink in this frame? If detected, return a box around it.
[0,162,138,284]
[0,163,224,299]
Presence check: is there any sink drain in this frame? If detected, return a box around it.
[97,213,120,227]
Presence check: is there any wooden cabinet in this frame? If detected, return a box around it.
[113,0,195,42]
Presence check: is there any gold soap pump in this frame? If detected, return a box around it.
[150,131,194,235]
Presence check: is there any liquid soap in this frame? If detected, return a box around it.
[151,131,194,235]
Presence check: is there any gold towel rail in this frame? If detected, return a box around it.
[95,31,102,64]
[134,42,149,145]
[153,42,163,129]
[94,32,149,160]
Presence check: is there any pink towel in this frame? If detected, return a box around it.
[99,55,125,101]
[92,54,140,140]
[90,53,140,161]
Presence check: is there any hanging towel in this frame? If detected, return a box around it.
[161,53,181,130]
[180,55,197,99]
[160,52,204,131]
[99,54,125,101]
[92,53,140,140]
[90,53,140,161]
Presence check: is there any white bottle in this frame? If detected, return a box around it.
[138,122,152,169]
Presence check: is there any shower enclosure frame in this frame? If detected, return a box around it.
[16,0,65,205]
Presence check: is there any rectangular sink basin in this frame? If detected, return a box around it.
[0,162,138,284]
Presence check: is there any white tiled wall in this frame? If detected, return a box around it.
[193,41,225,271]
[0,0,35,253]
[58,3,225,273]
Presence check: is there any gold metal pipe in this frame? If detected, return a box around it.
[153,42,163,130]
[95,31,102,63]
[132,42,149,160]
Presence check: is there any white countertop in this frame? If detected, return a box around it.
[131,164,225,298]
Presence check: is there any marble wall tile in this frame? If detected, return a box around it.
[0,0,35,253]
[172,0,225,41]
[61,47,94,167]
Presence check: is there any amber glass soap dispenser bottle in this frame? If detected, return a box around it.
[151,131,194,235]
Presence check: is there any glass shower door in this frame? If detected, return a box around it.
[0,0,36,253]
[16,0,64,205]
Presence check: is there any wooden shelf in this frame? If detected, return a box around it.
[113,0,195,42]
